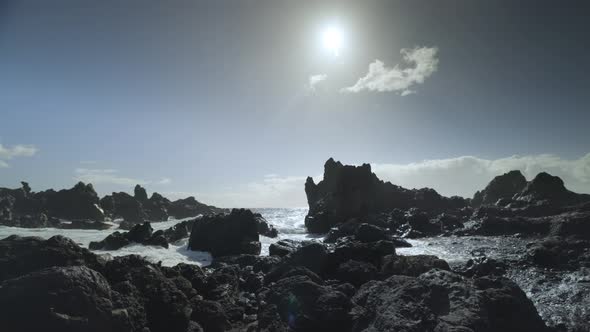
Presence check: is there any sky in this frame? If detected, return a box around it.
[1,0,590,207]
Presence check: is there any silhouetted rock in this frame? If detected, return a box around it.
[134,184,149,202]
[269,239,300,257]
[472,170,527,207]
[515,172,590,205]
[161,218,196,243]
[255,212,279,237]
[188,209,261,257]
[44,182,105,222]
[355,223,386,243]
[89,222,169,250]
[304,158,467,233]
[169,196,220,219]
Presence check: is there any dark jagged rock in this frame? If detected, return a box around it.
[355,223,387,243]
[255,212,279,238]
[190,299,231,332]
[101,255,193,332]
[89,222,169,250]
[188,209,261,257]
[169,196,221,219]
[0,266,120,332]
[0,182,105,227]
[269,239,300,257]
[472,170,528,207]
[352,269,550,332]
[456,256,508,278]
[259,275,352,331]
[335,259,378,287]
[0,235,102,282]
[526,236,590,269]
[162,218,196,243]
[380,254,450,278]
[304,158,468,233]
[515,172,590,205]
[134,184,149,202]
[99,185,222,225]
[325,239,396,275]
[109,192,148,228]
[44,182,105,222]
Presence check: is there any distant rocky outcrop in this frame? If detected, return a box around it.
[188,209,261,257]
[89,218,200,251]
[472,170,527,207]
[304,158,468,233]
[89,222,169,250]
[462,171,590,237]
[1,182,222,230]
[473,171,590,209]
[0,182,108,229]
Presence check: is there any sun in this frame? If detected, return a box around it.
[322,25,343,56]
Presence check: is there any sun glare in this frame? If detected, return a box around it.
[322,25,343,56]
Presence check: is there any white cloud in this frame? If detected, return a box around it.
[156,177,172,185]
[194,153,590,208]
[371,153,590,198]
[74,168,149,186]
[307,74,328,93]
[343,46,439,95]
[82,153,590,208]
[0,144,38,167]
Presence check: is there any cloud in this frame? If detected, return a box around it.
[371,153,590,198]
[307,74,328,93]
[74,168,149,186]
[193,153,590,208]
[343,46,439,95]
[156,177,172,185]
[0,144,38,167]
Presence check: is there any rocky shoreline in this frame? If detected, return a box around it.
[1,158,589,331]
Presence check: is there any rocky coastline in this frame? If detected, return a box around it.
[1,158,589,331]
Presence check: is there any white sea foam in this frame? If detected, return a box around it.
[0,209,313,266]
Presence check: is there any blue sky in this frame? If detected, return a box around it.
[1,0,590,207]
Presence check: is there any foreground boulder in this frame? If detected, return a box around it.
[304,158,467,233]
[351,269,550,332]
[0,266,120,332]
[0,235,203,332]
[188,209,261,257]
[0,235,102,282]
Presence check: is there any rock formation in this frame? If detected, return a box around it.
[471,170,527,207]
[188,209,261,257]
[304,158,467,233]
